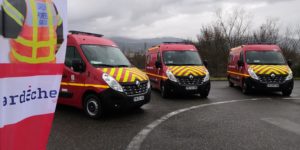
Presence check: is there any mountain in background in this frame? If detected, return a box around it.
[109,37,184,53]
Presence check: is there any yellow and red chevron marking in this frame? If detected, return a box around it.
[168,66,207,76]
[101,67,148,83]
[250,65,290,75]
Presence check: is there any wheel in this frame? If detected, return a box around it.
[229,80,234,87]
[282,89,292,96]
[83,94,103,119]
[200,83,210,98]
[161,83,170,99]
[200,90,209,98]
[242,81,251,94]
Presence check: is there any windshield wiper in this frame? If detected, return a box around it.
[114,65,131,67]
[166,64,185,66]
[249,63,285,65]
[182,64,202,66]
[93,64,115,67]
[167,64,201,66]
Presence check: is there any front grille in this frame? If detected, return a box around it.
[121,82,148,96]
[177,76,204,85]
[258,75,287,83]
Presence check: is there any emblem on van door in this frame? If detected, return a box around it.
[271,74,276,78]
[189,75,194,80]
[135,80,140,87]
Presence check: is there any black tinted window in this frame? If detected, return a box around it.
[81,45,131,67]
[246,51,286,65]
[163,51,203,66]
[65,46,82,68]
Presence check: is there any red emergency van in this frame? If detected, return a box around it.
[58,31,151,118]
[145,42,210,98]
[227,43,294,96]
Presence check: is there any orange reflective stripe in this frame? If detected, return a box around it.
[227,71,250,77]
[146,72,168,80]
[61,82,109,89]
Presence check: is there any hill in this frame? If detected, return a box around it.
[109,37,184,53]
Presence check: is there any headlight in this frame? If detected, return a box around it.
[102,73,123,92]
[285,70,293,81]
[248,68,259,80]
[203,69,210,82]
[147,80,151,89]
[166,70,178,82]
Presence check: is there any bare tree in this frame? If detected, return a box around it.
[194,10,300,77]
[253,18,280,43]
[215,8,252,48]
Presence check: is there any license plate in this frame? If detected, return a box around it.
[186,86,198,90]
[267,84,279,88]
[133,96,145,102]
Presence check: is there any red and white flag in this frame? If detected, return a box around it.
[0,0,67,149]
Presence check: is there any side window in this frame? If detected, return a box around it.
[65,46,82,68]
[157,52,161,62]
[146,54,151,65]
[240,51,244,62]
[151,53,157,65]
[228,54,232,64]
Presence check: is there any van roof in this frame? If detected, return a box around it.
[68,31,117,47]
[148,42,197,51]
[231,44,281,52]
[242,44,280,51]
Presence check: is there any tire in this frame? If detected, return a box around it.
[229,81,234,87]
[228,77,234,87]
[200,91,209,98]
[83,94,103,119]
[200,84,210,98]
[282,89,292,97]
[242,81,251,94]
[161,83,170,99]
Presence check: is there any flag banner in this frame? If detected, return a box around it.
[0,0,67,149]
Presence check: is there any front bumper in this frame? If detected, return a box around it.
[245,78,294,91]
[164,80,211,94]
[99,88,151,110]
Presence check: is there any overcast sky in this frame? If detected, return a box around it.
[68,0,300,39]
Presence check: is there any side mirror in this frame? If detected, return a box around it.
[287,59,293,67]
[72,59,86,72]
[155,61,162,68]
[237,60,244,67]
[203,60,208,68]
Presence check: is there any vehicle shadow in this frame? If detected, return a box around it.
[55,104,148,121]
[230,86,286,98]
[151,88,210,101]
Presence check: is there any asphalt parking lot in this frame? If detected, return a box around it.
[48,81,300,150]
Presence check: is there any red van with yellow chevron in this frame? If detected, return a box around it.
[145,42,210,98]
[58,31,151,118]
[227,43,294,96]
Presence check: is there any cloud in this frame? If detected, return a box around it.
[68,0,300,39]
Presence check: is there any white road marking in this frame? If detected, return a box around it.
[126,98,269,150]
[261,118,300,136]
[283,98,300,100]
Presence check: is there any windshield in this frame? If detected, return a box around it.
[246,51,286,65]
[81,45,131,67]
[163,51,203,66]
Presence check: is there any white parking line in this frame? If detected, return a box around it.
[283,98,300,100]
[126,98,269,150]
[261,118,300,136]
